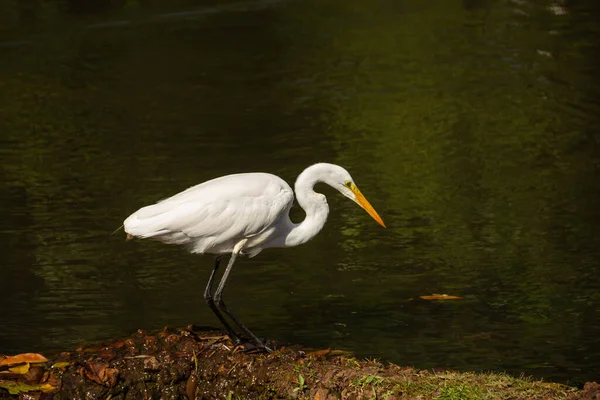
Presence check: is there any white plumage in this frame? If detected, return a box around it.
[123,162,385,350]
[124,173,294,257]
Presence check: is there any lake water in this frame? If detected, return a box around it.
[1,0,599,386]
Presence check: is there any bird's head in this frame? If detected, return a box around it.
[317,163,386,228]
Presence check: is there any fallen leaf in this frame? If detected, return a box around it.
[22,365,45,384]
[418,294,462,301]
[82,362,118,387]
[306,349,331,358]
[9,363,30,374]
[39,383,56,393]
[313,388,330,400]
[0,354,48,367]
[51,362,71,369]
[44,371,62,392]
[98,348,117,362]
[185,374,198,400]
[0,372,21,380]
[0,381,55,395]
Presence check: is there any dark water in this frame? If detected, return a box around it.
[1,0,600,386]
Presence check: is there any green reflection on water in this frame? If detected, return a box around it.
[1,0,599,385]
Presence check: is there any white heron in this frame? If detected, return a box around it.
[123,163,385,351]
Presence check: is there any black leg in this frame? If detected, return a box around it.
[204,256,241,344]
[214,251,272,352]
[203,256,222,301]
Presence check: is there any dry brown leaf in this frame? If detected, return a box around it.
[185,374,198,400]
[44,371,62,392]
[82,362,118,387]
[22,365,45,384]
[0,354,48,367]
[313,388,330,400]
[306,349,331,358]
[419,294,462,300]
[98,348,117,362]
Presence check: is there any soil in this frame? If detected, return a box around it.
[0,326,598,399]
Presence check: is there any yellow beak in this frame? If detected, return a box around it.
[352,186,386,228]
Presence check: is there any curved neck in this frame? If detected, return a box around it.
[284,165,330,247]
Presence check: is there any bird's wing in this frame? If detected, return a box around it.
[124,173,294,252]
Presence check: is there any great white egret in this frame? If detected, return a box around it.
[123,163,385,351]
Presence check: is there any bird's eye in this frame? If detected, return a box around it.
[344,180,353,189]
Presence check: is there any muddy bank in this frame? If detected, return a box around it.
[0,326,597,399]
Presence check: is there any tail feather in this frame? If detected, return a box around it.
[123,203,192,245]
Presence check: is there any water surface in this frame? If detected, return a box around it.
[1,0,600,385]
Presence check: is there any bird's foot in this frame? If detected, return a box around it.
[252,337,274,353]
[226,333,243,346]
[232,338,273,353]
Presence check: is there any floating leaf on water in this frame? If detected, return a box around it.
[418,294,462,301]
[0,354,48,367]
